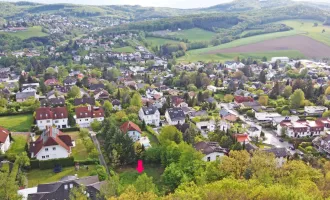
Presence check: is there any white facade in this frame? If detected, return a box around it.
[127,130,141,142]
[304,106,328,115]
[196,120,229,132]
[165,111,185,125]
[271,57,289,63]
[22,87,37,93]
[0,136,10,153]
[37,118,68,130]
[203,152,225,162]
[33,145,70,160]
[138,109,160,127]
[76,117,104,128]
[255,112,281,121]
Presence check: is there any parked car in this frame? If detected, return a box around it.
[289,146,295,150]
[279,138,284,142]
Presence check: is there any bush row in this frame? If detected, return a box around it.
[30,157,99,169]
[60,127,80,132]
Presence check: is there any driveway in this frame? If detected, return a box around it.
[90,131,110,175]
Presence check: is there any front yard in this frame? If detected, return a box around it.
[0,114,33,132]
[65,131,90,160]
[27,165,97,187]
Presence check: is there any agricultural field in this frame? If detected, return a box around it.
[0,114,33,132]
[168,28,216,42]
[6,26,48,40]
[146,37,180,46]
[112,46,135,53]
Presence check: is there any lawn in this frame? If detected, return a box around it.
[117,164,164,190]
[6,26,48,40]
[66,131,89,160]
[168,28,216,42]
[112,46,135,53]
[6,135,27,156]
[142,131,159,147]
[0,114,33,132]
[146,37,180,46]
[27,165,97,187]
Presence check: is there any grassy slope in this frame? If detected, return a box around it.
[6,26,48,40]
[0,114,33,132]
[112,46,135,53]
[66,131,90,160]
[6,135,27,156]
[27,165,97,187]
[146,37,180,46]
[168,28,216,42]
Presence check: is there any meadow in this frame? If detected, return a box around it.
[146,37,180,46]
[112,46,135,53]
[168,28,216,42]
[0,114,33,132]
[6,26,48,40]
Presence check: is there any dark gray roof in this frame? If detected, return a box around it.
[112,99,121,105]
[16,91,35,99]
[175,123,190,133]
[40,98,65,107]
[74,97,96,106]
[28,176,105,200]
[190,110,207,118]
[167,108,185,121]
[142,106,158,115]
[245,143,258,152]
[219,109,231,117]
[63,77,77,84]
[264,147,289,158]
[194,141,227,155]
[90,83,105,90]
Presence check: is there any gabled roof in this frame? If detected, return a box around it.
[74,97,96,106]
[90,83,105,90]
[16,91,36,99]
[75,106,104,119]
[0,127,9,143]
[166,108,185,121]
[44,78,59,86]
[120,121,141,134]
[35,107,68,120]
[194,141,227,155]
[141,106,158,115]
[29,127,73,156]
[112,99,121,106]
[264,147,289,158]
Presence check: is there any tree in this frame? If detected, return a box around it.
[0,172,22,200]
[282,85,292,98]
[323,111,330,118]
[100,175,120,198]
[159,126,183,145]
[134,173,157,193]
[58,66,69,79]
[250,151,276,184]
[46,67,56,75]
[91,120,102,132]
[259,70,267,84]
[130,92,142,108]
[69,185,87,200]
[103,100,113,118]
[67,85,81,99]
[220,150,250,179]
[223,94,234,103]
[290,89,305,109]
[258,95,269,106]
[269,81,280,99]
[183,125,198,144]
[325,86,330,95]
[109,185,157,200]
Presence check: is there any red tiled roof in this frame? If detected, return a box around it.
[234,96,254,103]
[75,106,104,119]
[234,134,249,143]
[120,121,141,134]
[0,127,9,143]
[30,127,72,156]
[35,107,68,120]
[44,78,59,86]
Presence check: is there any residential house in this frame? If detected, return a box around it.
[146,88,163,99]
[255,112,282,121]
[139,106,160,126]
[25,176,105,200]
[90,83,105,91]
[278,120,325,138]
[74,97,96,106]
[112,99,122,110]
[219,109,237,122]
[172,96,188,108]
[120,121,142,141]
[0,73,9,82]
[0,127,10,153]
[234,134,250,144]
[75,106,104,128]
[63,77,77,86]
[305,106,328,116]
[196,120,230,133]
[94,89,109,101]
[313,135,330,156]
[234,96,253,105]
[189,110,208,118]
[44,78,60,87]
[246,126,262,137]
[36,107,69,130]
[165,108,185,125]
[40,98,65,108]
[46,90,65,99]
[21,85,37,93]
[29,127,73,160]
[16,91,37,102]
[264,148,289,167]
[224,61,245,70]
[194,141,227,162]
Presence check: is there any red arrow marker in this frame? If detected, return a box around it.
[136,160,144,173]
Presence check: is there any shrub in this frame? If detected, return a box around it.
[74,159,99,165]
[39,157,75,170]
[60,127,80,132]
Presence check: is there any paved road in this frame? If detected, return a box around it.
[90,132,110,175]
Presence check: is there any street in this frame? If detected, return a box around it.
[90,131,110,175]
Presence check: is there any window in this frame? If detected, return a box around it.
[46,155,49,158]
[53,147,56,150]
[64,185,68,190]
[45,148,48,151]
[47,120,51,123]
[42,156,45,159]
[55,120,59,123]
[69,184,73,188]
[85,119,89,121]
[207,157,211,162]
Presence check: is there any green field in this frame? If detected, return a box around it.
[6,26,48,40]
[66,131,90,160]
[146,37,180,46]
[6,135,27,157]
[0,114,33,132]
[112,46,135,53]
[27,165,97,187]
[168,28,216,42]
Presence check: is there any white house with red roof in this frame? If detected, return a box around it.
[29,127,73,160]
[277,120,325,138]
[75,106,104,128]
[44,78,60,87]
[36,107,69,130]
[120,121,141,142]
[0,127,10,153]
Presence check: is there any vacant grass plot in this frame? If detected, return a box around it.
[146,37,180,46]
[0,114,33,132]
[168,28,216,42]
[112,46,135,53]
[66,131,91,160]
[7,26,48,40]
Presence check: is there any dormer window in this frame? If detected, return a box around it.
[69,184,73,188]
[64,185,68,190]
[45,148,48,151]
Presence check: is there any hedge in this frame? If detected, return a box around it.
[0,111,33,117]
[74,159,99,165]
[30,160,40,169]
[30,157,98,169]
[60,127,80,132]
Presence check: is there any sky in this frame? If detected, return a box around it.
[1,0,329,9]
